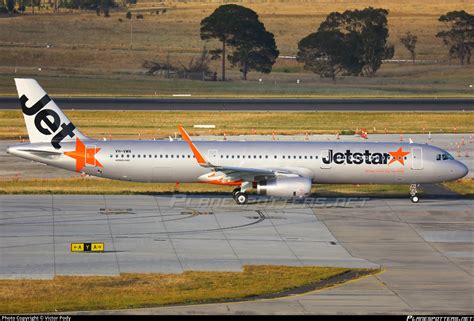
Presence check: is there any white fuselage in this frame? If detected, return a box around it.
[8,139,469,185]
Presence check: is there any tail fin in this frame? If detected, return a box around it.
[14,78,89,149]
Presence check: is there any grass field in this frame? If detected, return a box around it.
[443,178,474,197]
[0,265,377,313]
[0,0,473,97]
[0,177,426,197]
[1,110,472,140]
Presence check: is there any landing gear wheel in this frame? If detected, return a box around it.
[409,184,420,203]
[232,187,241,200]
[235,192,248,205]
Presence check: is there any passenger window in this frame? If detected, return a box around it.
[138,155,141,158]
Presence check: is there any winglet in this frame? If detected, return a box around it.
[178,126,209,166]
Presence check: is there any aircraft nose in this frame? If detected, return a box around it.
[6,146,11,154]
[452,161,469,179]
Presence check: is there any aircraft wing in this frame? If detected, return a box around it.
[211,165,295,182]
[178,126,306,184]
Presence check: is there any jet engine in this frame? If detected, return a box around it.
[256,176,312,198]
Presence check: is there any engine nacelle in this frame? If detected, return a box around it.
[256,176,312,198]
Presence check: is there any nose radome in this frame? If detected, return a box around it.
[6,146,11,154]
[455,161,469,179]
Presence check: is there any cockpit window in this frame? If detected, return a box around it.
[437,153,454,161]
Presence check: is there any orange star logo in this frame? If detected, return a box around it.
[388,147,410,166]
[64,137,103,172]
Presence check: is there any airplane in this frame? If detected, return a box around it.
[6,79,469,204]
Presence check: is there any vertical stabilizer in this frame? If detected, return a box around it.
[14,78,89,149]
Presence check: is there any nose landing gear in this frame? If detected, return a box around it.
[410,184,420,203]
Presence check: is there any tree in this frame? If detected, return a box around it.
[436,11,473,65]
[101,0,110,17]
[297,30,362,81]
[200,4,278,81]
[6,0,14,13]
[399,32,417,63]
[227,18,278,80]
[298,7,394,78]
[322,8,394,76]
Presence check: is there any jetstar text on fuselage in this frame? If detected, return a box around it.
[322,149,392,165]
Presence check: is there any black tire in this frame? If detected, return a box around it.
[410,195,420,203]
[235,192,248,205]
[232,187,241,199]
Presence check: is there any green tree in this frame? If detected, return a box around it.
[321,8,394,76]
[297,30,362,81]
[299,7,394,78]
[200,4,278,81]
[399,32,418,63]
[436,11,473,65]
[6,0,14,13]
[101,0,110,17]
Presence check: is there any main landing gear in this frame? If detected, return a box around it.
[410,184,420,203]
[232,187,248,205]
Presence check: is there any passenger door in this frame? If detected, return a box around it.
[411,147,423,170]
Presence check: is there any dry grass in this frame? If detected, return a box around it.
[0,177,415,197]
[0,265,377,313]
[1,1,472,65]
[443,178,474,196]
[0,177,234,194]
[0,1,473,97]
[1,110,472,140]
